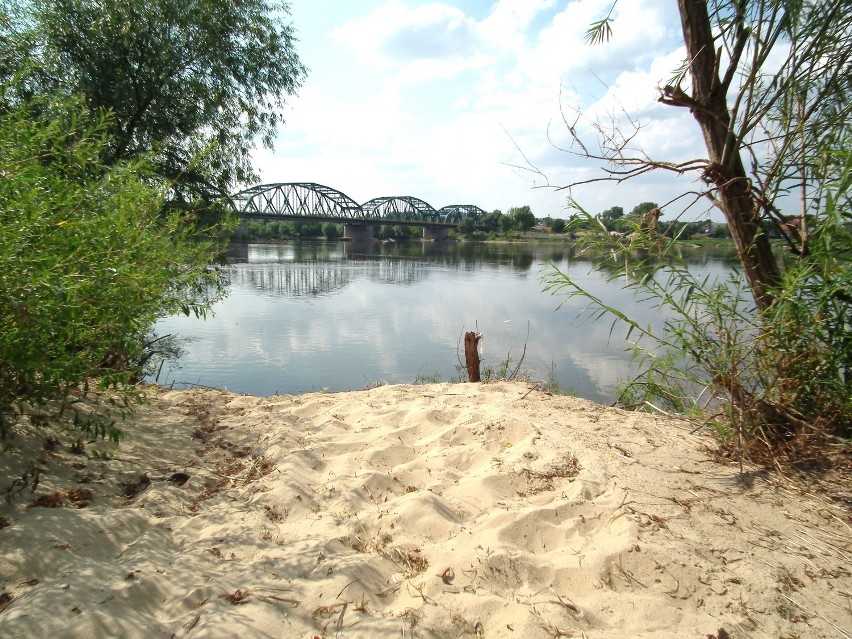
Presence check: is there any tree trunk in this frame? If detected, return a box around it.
[673,0,781,312]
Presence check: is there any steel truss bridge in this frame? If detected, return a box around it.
[231,182,487,227]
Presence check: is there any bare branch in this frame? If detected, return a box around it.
[498,123,552,187]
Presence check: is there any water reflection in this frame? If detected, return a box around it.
[230,261,434,297]
[227,241,549,297]
[154,240,737,404]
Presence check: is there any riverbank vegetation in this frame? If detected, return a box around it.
[238,219,426,242]
[545,0,850,465]
[0,0,306,446]
[0,95,226,443]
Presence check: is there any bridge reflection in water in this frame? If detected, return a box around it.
[224,240,544,297]
[229,260,432,297]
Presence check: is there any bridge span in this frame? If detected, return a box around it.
[231,182,488,240]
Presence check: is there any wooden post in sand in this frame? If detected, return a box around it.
[464,332,481,382]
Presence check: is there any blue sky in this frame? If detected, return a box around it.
[254,0,720,222]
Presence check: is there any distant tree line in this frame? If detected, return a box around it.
[243,220,342,240]
[457,200,738,241]
[243,203,747,243]
[240,221,426,241]
[456,205,537,236]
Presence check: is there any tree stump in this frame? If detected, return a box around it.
[464,331,481,382]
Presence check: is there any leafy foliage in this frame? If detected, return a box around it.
[322,222,342,239]
[509,206,536,234]
[629,202,658,219]
[550,218,566,234]
[599,206,623,225]
[545,1,851,459]
[1,0,307,208]
[547,198,850,455]
[457,217,476,235]
[584,1,615,45]
[0,91,227,441]
[481,210,504,232]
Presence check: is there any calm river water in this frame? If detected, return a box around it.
[152,240,737,404]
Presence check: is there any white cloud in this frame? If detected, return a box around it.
[332,1,484,76]
[256,0,720,220]
[476,0,557,52]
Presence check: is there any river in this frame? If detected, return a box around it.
[151,239,738,404]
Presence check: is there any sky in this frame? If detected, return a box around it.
[254,0,721,222]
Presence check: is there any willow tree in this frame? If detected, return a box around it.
[1,0,307,208]
[580,0,848,309]
[549,0,851,449]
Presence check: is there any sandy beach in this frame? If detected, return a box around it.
[1,382,849,638]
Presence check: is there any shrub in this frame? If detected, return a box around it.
[545,191,851,462]
[322,222,341,239]
[0,93,226,443]
[457,218,476,235]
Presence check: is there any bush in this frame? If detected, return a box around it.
[547,1,851,464]
[0,93,226,443]
[545,190,851,461]
[457,218,476,235]
[322,222,341,239]
[499,215,515,233]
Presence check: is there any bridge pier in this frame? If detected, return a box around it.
[342,223,374,241]
[423,227,450,241]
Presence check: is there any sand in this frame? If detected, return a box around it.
[0,382,849,638]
